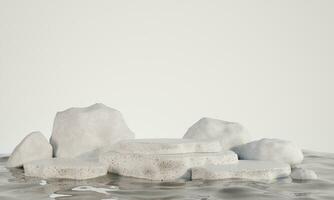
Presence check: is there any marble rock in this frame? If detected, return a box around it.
[50,103,135,158]
[24,158,108,180]
[291,167,318,180]
[109,139,222,154]
[183,117,250,149]
[100,150,238,181]
[7,132,52,168]
[232,138,303,165]
[192,160,291,180]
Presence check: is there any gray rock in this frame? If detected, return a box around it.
[50,103,134,158]
[100,150,238,181]
[183,118,250,149]
[192,160,291,180]
[24,158,108,180]
[291,167,318,180]
[109,139,222,154]
[7,132,52,168]
[232,138,304,165]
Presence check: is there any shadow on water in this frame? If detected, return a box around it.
[0,150,334,200]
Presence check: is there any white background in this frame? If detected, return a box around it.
[1,0,333,153]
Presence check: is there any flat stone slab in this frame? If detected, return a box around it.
[110,139,222,154]
[100,150,237,181]
[24,158,108,180]
[192,160,291,180]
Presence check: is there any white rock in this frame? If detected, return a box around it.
[50,103,135,158]
[232,138,303,165]
[24,158,108,180]
[110,139,222,154]
[100,151,238,181]
[6,132,52,168]
[192,160,291,180]
[183,118,250,149]
[291,168,318,180]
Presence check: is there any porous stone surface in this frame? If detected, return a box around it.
[192,160,291,180]
[7,132,52,168]
[100,151,238,181]
[110,139,222,154]
[183,117,250,149]
[24,158,108,180]
[232,138,303,165]
[291,167,318,180]
[50,103,135,158]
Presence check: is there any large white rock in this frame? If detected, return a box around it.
[291,167,318,180]
[192,160,291,180]
[110,139,222,154]
[100,151,238,181]
[232,138,303,165]
[50,103,135,158]
[183,118,250,149]
[7,132,52,168]
[24,158,108,180]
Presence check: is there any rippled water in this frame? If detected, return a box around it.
[1,150,334,200]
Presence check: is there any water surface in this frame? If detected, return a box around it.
[0,151,334,200]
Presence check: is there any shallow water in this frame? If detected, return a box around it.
[1,151,334,200]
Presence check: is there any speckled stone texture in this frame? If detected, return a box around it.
[100,150,238,181]
[24,158,108,180]
[183,117,250,149]
[50,103,135,158]
[232,138,304,165]
[109,139,222,154]
[192,160,291,180]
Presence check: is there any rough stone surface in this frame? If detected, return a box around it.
[232,138,304,165]
[7,132,52,168]
[183,117,250,149]
[100,151,238,181]
[291,168,318,180]
[192,160,291,180]
[50,103,135,158]
[110,139,222,154]
[24,158,108,180]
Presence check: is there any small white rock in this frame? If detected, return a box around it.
[291,168,318,180]
[232,138,304,165]
[7,131,53,168]
[24,158,108,180]
[110,139,222,154]
[183,118,250,149]
[50,103,135,158]
[100,151,238,181]
[192,160,291,180]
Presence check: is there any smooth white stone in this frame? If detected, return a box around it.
[232,138,304,165]
[192,160,291,180]
[100,151,238,181]
[183,117,250,149]
[50,103,135,158]
[7,132,52,168]
[24,158,108,180]
[110,139,222,154]
[291,168,318,180]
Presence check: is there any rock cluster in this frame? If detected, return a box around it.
[100,139,237,181]
[6,103,316,182]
